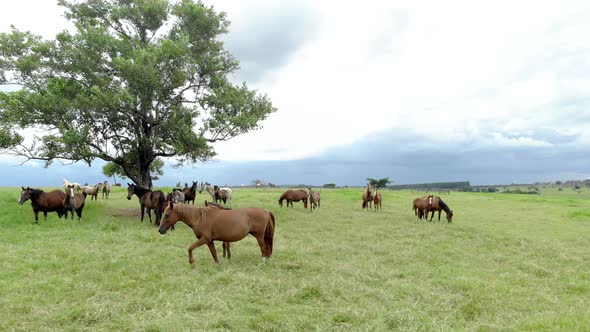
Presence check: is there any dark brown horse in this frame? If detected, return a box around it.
[158,201,275,266]
[373,189,382,211]
[307,188,320,212]
[424,195,454,222]
[362,184,374,211]
[183,181,198,205]
[19,187,66,223]
[126,183,165,225]
[64,184,87,221]
[278,189,308,208]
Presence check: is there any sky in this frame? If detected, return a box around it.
[1,0,590,187]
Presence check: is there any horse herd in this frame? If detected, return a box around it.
[17,181,453,266]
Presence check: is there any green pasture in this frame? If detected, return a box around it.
[1,186,589,331]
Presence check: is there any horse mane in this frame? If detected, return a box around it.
[27,188,44,198]
[438,198,451,214]
[173,204,203,223]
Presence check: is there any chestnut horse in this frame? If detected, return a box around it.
[278,189,308,208]
[183,181,197,205]
[126,183,165,226]
[424,195,454,223]
[158,201,275,266]
[307,188,320,212]
[373,189,382,211]
[204,200,232,258]
[19,187,66,223]
[413,195,432,221]
[64,184,86,221]
[362,184,374,211]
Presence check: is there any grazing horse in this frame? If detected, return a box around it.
[62,179,82,192]
[214,185,233,205]
[373,189,382,211]
[126,183,165,226]
[278,189,308,208]
[64,184,86,221]
[158,201,275,266]
[19,187,66,223]
[82,183,101,201]
[102,181,110,199]
[362,184,374,211]
[424,195,454,223]
[183,181,197,205]
[307,188,320,212]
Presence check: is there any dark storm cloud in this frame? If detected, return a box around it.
[3,129,588,188]
[223,1,320,83]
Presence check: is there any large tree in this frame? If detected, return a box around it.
[0,0,275,187]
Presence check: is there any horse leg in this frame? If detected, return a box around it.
[43,211,48,221]
[34,210,39,223]
[254,235,268,258]
[438,210,441,221]
[206,242,220,263]
[140,205,145,223]
[223,242,231,259]
[187,237,210,266]
[146,208,152,225]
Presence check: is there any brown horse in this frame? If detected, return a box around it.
[158,201,275,266]
[19,187,66,223]
[373,189,382,211]
[64,184,86,221]
[424,196,454,223]
[307,188,320,212]
[204,200,232,258]
[183,181,197,205]
[278,189,308,208]
[362,184,374,211]
[126,183,165,226]
[413,195,433,221]
[214,185,233,205]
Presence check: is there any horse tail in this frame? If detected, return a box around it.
[265,211,275,257]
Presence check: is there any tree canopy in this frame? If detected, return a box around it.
[0,0,276,187]
[366,177,392,188]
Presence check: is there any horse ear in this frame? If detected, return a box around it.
[205,200,208,206]
[22,186,25,190]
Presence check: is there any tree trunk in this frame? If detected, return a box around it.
[139,161,153,189]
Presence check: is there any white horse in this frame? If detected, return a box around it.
[63,179,82,192]
[81,183,102,201]
[199,182,232,205]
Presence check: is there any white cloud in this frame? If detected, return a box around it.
[1,0,590,164]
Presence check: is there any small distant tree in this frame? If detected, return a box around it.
[366,177,392,188]
[251,179,265,187]
[323,183,336,189]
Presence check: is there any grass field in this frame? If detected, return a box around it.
[1,186,589,331]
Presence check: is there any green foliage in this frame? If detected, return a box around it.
[323,183,336,188]
[0,0,276,187]
[102,158,164,182]
[366,177,391,188]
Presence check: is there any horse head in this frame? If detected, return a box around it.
[66,184,76,198]
[126,183,135,200]
[19,187,32,205]
[446,210,454,223]
[159,200,177,234]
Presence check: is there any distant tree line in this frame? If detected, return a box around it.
[388,181,470,190]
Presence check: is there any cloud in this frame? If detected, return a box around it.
[220,0,320,83]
